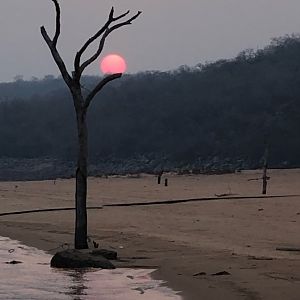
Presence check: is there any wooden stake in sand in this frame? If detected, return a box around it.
[248,143,270,194]
[157,170,163,184]
[262,144,269,195]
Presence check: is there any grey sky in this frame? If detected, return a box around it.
[1,0,300,82]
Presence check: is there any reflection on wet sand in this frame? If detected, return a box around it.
[67,270,88,300]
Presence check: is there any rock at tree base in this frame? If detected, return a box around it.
[91,249,118,260]
[50,249,115,269]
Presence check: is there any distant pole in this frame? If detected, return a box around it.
[262,145,269,195]
[164,178,168,187]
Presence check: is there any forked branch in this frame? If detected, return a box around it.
[42,0,141,106]
[74,8,130,74]
[75,9,142,76]
[40,0,72,87]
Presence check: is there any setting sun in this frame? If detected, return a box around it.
[100,54,127,74]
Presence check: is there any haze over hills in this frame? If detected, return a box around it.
[0,35,299,178]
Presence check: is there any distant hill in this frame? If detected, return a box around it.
[0,35,300,175]
[0,75,64,101]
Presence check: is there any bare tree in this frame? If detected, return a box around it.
[41,0,141,249]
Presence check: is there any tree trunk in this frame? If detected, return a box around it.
[75,108,89,249]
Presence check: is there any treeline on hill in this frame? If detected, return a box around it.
[0,35,300,172]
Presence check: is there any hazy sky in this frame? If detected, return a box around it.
[1,0,300,82]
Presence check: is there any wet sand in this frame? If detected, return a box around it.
[0,169,300,299]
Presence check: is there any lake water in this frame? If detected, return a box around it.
[0,237,181,300]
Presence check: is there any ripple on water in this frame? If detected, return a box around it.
[0,237,182,300]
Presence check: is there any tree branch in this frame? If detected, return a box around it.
[74,9,112,75]
[51,0,60,47]
[84,73,122,108]
[74,8,133,75]
[41,27,72,87]
[76,10,142,76]
[41,0,72,88]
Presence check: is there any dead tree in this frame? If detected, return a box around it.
[41,0,141,249]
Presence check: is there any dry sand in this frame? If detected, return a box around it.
[0,169,300,299]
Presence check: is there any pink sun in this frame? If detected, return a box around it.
[100,54,127,74]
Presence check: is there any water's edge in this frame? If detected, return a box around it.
[0,236,182,300]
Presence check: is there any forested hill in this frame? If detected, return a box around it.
[0,35,300,175]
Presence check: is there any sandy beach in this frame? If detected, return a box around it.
[0,169,300,299]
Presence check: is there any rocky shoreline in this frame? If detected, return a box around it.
[0,157,293,181]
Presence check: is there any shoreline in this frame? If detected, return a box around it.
[1,170,300,299]
[0,220,243,300]
[0,223,191,299]
[0,235,182,300]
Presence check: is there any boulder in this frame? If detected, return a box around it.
[50,249,115,269]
